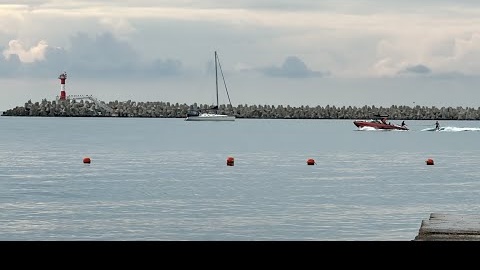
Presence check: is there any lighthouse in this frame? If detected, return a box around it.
[58,72,67,100]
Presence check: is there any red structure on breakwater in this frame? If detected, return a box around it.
[58,72,67,100]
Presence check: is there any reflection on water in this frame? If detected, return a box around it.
[1,118,480,240]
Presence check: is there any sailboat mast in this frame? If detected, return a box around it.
[215,51,219,110]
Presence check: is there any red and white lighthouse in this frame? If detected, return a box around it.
[58,72,67,100]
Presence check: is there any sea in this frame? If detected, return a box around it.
[1,116,480,241]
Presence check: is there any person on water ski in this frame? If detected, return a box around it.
[435,121,440,131]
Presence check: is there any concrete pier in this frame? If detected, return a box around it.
[414,213,480,241]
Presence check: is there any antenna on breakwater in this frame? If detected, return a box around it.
[68,95,114,114]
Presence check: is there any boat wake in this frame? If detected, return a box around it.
[356,126,405,131]
[421,126,480,132]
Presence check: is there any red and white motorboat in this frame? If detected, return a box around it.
[353,115,408,130]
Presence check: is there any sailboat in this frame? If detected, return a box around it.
[185,51,236,121]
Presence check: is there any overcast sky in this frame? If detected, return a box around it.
[2,0,480,110]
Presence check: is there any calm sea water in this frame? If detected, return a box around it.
[1,116,480,240]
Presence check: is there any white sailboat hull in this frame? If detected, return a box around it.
[185,113,235,121]
[185,51,236,122]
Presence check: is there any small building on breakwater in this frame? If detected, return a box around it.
[2,98,480,120]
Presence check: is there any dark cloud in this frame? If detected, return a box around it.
[18,47,70,77]
[430,71,472,79]
[400,64,431,75]
[0,31,186,78]
[66,32,138,77]
[143,58,183,76]
[261,56,326,78]
[0,53,21,77]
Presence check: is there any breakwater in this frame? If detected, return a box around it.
[2,98,480,120]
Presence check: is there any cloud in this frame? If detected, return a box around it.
[2,39,48,62]
[0,52,21,77]
[4,0,480,80]
[0,31,186,78]
[400,64,431,75]
[99,17,136,37]
[261,56,326,78]
[144,58,183,76]
[67,32,138,76]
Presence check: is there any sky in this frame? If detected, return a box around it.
[2,0,480,111]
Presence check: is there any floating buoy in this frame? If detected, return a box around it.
[83,157,91,164]
[307,158,315,165]
[226,156,234,166]
[425,158,434,165]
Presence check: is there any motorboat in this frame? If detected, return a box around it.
[353,114,408,130]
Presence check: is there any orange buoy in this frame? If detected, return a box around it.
[307,158,315,165]
[226,156,234,166]
[83,157,91,164]
[425,158,434,165]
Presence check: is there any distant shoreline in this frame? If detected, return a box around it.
[2,99,480,120]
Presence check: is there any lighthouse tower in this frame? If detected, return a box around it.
[58,72,67,100]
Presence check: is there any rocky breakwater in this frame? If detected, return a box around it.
[3,99,480,120]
